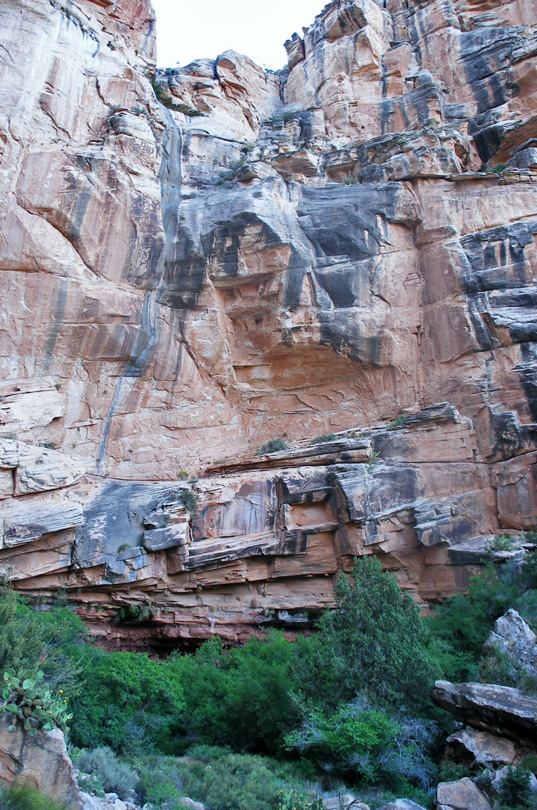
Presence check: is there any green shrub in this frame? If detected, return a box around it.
[0,584,86,701]
[293,557,437,711]
[0,783,69,810]
[427,563,518,682]
[285,701,436,789]
[179,488,199,514]
[1,669,72,735]
[69,648,185,755]
[76,747,138,799]
[521,549,537,590]
[522,755,537,775]
[171,633,301,753]
[486,534,515,552]
[277,789,324,810]
[367,451,381,466]
[257,438,288,455]
[499,765,536,810]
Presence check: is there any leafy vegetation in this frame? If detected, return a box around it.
[69,647,185,755]
[150,79,203,116]
[486,533,516,552]
[312,433,336,444]
[2,545,537,808]
[137,746,326,810]
[2,669,72,735]
[169,634,301,753]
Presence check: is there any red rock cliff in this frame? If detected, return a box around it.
[1,0,537,649]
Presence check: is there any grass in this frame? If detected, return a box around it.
[0,783,69,810]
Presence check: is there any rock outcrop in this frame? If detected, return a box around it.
[1,0,537,645]
[0,716,82,808]
[431,680,537,744]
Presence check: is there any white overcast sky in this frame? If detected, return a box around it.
[151,0,325,70]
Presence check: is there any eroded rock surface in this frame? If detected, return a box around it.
[432,680,537,744]
[0,716,82,809]
[1,0,537,645]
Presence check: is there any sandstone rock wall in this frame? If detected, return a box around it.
[1,0,537,647]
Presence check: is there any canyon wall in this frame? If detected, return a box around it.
[1,0,537,649]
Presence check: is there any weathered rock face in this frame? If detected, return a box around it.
[0,716,82,809]
[431,680,537,744]
[1,0,537,646]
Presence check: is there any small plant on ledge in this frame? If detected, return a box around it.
[386,414,410,431]
[486,534,516,552]
[312,433,336,444]
[257,437,288,455]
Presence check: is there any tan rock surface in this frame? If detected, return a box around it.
[0,716,82,809]
[1,0,537,644]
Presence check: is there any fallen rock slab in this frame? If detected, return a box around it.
[446,726,516,766]
[432,680,537,743]
[436,778,491,810]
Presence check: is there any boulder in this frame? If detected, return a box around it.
[178,799,205,810]
[446,726,516,767]
[482,609,537,683]
[0,715,82,809]
[431,680,537,744]
[324,797,368,810]
[436,778,491,810]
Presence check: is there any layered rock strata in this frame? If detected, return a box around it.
[1,0,537,646]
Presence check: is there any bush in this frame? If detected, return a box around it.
[499,765,537,810]
[312,434,336,444]
[285,701,436,789]
[0,783,69,810]
[136,746,324,810]
[428,563,518,682]
[486,534,515,552]
[69,648,185,755]
[0,584,86,700]
[293,557,437,711]
[76,747,138,799]
[171,633,301,753]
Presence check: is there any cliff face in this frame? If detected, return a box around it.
[1,0,537,649]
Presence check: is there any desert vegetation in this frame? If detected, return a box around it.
[1,550,537,809]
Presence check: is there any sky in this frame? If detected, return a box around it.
[151,0,325,70]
